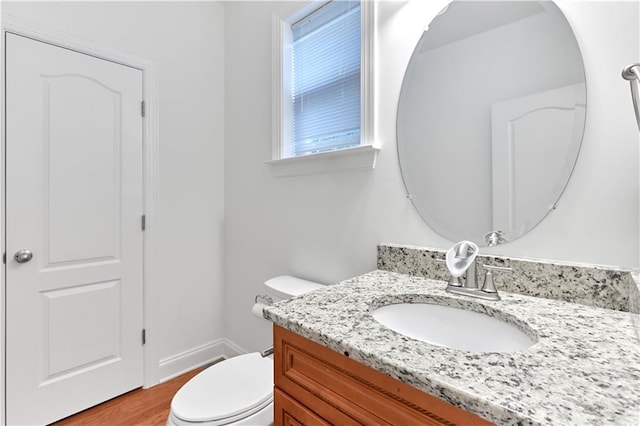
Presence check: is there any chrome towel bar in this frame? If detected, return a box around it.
[622,63,640,131]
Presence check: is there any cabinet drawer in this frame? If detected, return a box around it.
[274,325,492,426]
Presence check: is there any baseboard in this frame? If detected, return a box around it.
[158,339,247,383]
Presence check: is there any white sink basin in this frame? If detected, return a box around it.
[371,303,535,353]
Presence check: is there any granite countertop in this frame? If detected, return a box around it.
[264,270,640,426]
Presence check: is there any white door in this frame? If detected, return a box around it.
[491,83,586,237]
[5,33,144,425]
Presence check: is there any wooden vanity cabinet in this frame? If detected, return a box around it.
[273,325,492,426]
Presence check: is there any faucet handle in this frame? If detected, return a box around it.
[481,270,499,294]
[436,258,463,287]
[448,276,463,288]
[481,265,513,295]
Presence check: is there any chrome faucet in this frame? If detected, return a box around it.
[453,242,478,290]
[445,241,512,301]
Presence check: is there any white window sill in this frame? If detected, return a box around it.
[266,145,380,177]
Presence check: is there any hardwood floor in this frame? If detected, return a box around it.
[52,369,202,426]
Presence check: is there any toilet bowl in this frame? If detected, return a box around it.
[167,276,323,426]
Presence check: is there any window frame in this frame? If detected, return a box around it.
[269,0,378,177]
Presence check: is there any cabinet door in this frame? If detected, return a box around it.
[275,388,331,426]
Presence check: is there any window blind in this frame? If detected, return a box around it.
[291,1,361,157]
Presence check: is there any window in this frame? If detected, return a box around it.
[270,0,377,177]
[292,1,361,156]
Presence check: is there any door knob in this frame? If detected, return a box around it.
[14,249,33,264]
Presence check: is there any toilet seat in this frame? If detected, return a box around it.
[171,353,273,425]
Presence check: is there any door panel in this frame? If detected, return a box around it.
[5,33,144,425]
[44,74,122,265]
[42,280,121,379]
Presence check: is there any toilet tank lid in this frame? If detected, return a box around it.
[264,275,323,299]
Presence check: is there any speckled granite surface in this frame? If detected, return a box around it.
[378,244,632,312]
[264,270,640,426]
[630,272,640,342]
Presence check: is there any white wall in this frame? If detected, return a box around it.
[3,0,637,372]
[2,1,227,379]
[224,0,640,353]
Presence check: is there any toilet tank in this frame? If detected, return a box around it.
[264,275,323,303]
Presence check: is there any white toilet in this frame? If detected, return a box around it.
[167,276,323,426]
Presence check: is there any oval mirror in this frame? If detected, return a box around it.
[397,0,586,246]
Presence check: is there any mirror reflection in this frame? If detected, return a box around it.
[397,1,586,246]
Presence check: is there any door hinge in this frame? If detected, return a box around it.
[141,214,146,231]
[2,253,5,264]
[141,101,146,117]
[142,329,146,345]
